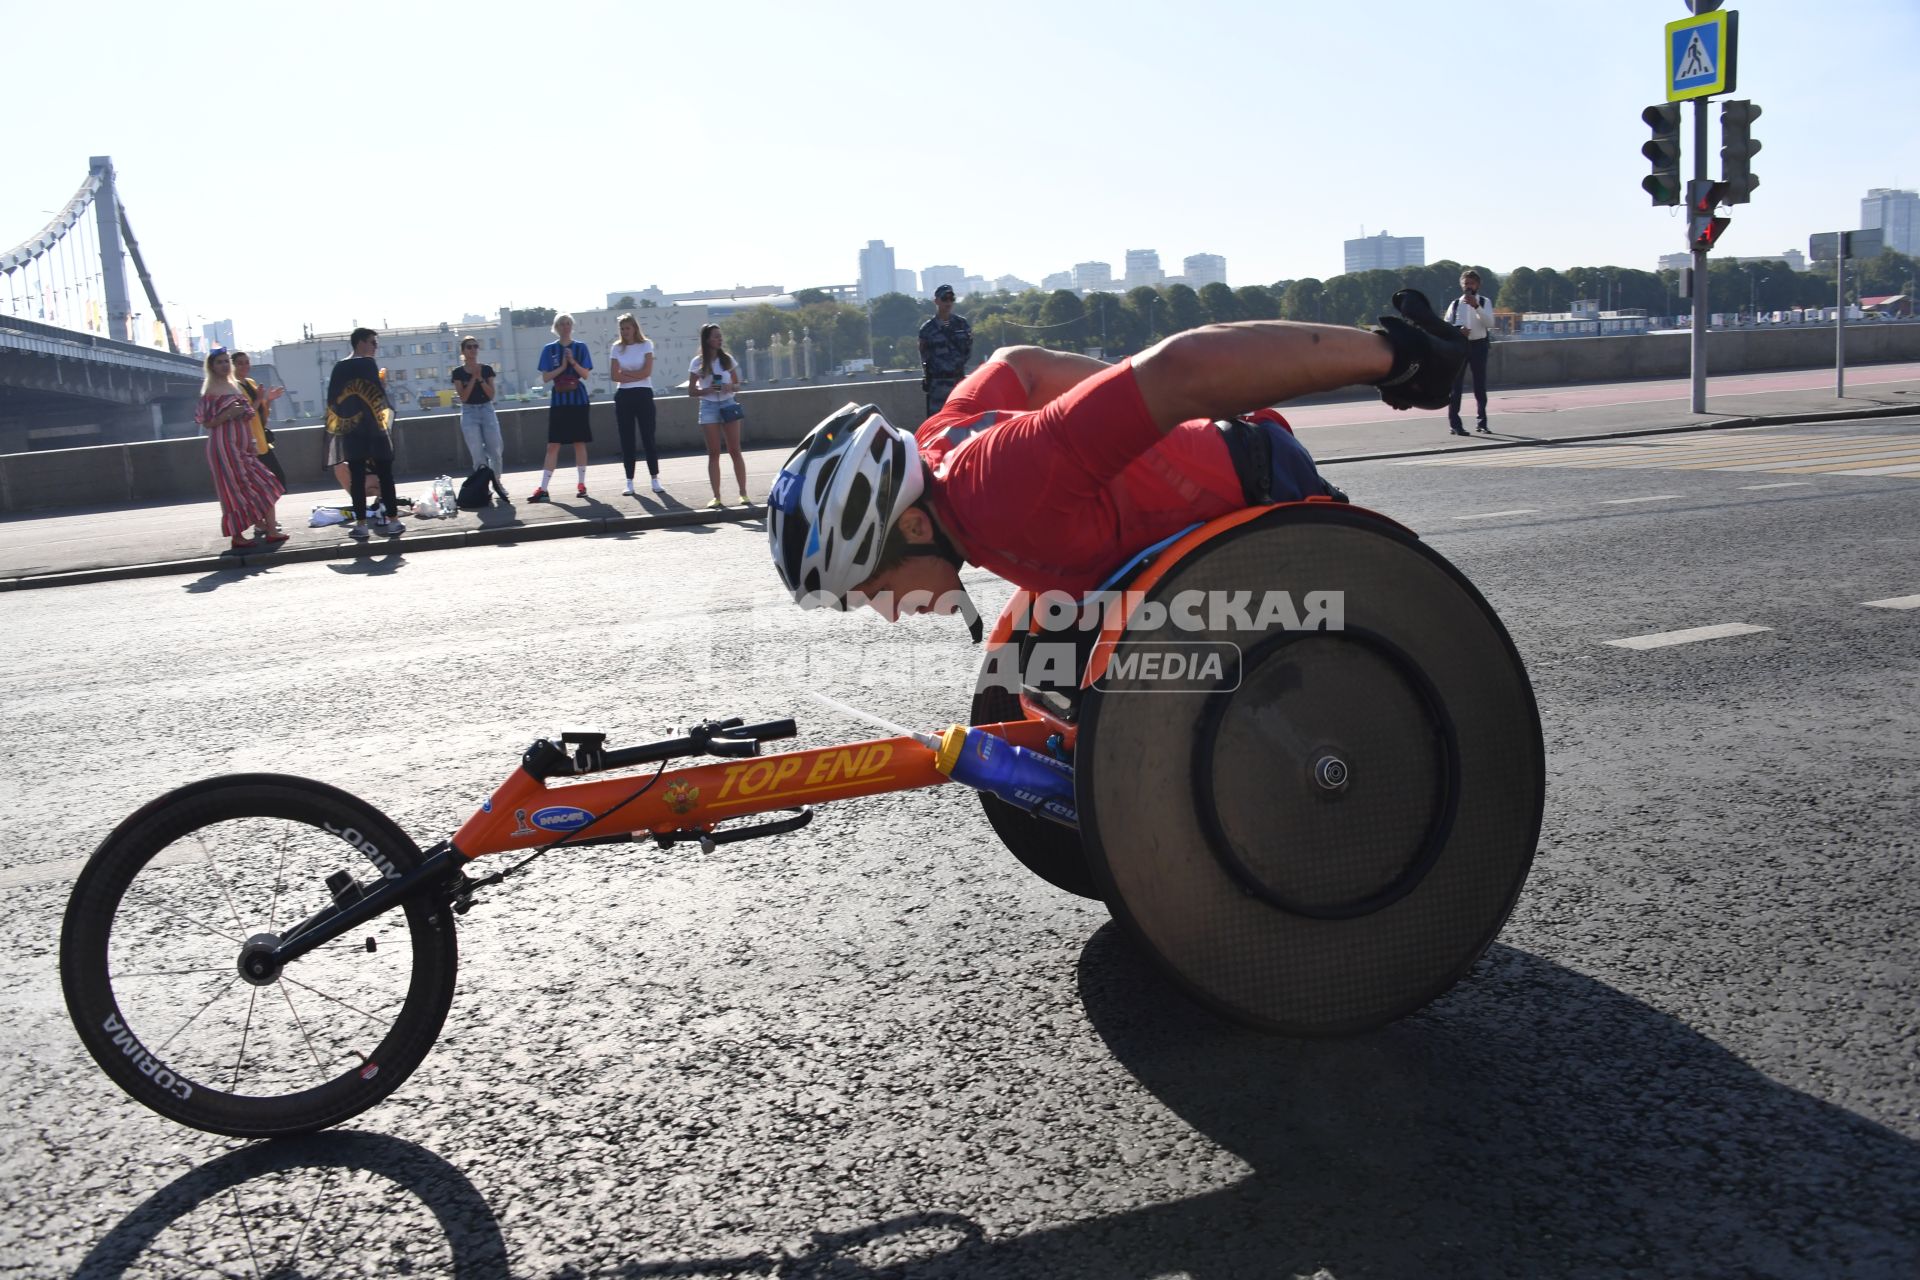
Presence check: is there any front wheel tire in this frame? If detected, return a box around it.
[60,775,459,1138]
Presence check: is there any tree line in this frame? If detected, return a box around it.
[680,249,1914,369]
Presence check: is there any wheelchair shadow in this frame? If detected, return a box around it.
[584,928,1920,1279]
[74,1130,507,1279]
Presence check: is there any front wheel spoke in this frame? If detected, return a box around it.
[155,973,244,1052]
[120,888,247,947]
[276,982,330,1074]
[193,831,249,933]
[266,820,301,935]
[278,971,400,1031]
[231,986,259,1090]
[111,965,235,980]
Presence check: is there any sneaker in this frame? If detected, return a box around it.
[736,493,754,507]
[1476,422,1491,434]
[576,483,588,498]
[348,522,370,540]
[702,497,725,510]
[377,520,406,536]
[527,488,549,503]
[1371,289,1469,412]
[621,481,635,496]
[650,476,666,495]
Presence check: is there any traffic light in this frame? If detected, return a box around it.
[1642,103,1683,206]
[1688,179,1731,252]
[1720,99,1761,204]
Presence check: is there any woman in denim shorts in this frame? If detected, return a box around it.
[689,323,750,509]
[451,335,510,503]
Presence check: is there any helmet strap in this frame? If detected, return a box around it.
[899,531,982,643]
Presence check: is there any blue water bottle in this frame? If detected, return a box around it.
[933,725,1078,827]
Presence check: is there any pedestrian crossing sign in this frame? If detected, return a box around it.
[1666,9,1736,101]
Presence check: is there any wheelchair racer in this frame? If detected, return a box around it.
[768,290,1466,634]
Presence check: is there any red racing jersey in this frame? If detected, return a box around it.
[917,358,1288,597]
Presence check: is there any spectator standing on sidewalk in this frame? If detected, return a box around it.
[231,351,288,490]
[451,336,511,503]
[690,323,749,509]
[918,283,972,416]
[326,328,406,540]
[529,313,593,502]
[197,348,286,552]
[1444,270,1496,435]
[610,313,662,496]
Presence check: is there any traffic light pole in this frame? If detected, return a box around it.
[1690,97,1709,413]
[1835,249,1847,399]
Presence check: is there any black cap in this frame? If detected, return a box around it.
[934,284,956,299]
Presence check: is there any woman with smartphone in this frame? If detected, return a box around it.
[529,313,594,502]
[689,323,749,509]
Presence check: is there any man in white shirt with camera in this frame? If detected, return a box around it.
[1444,270,1496,435]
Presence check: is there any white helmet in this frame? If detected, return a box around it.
[768,404,925,608]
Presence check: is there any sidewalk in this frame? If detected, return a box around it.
[3,367,1916,591]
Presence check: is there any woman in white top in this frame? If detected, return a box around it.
[610,314,661,495]
[689,322,750,508]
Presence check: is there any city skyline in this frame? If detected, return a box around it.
[3,0,1916,350]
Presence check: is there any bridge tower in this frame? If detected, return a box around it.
[89,157,134,343]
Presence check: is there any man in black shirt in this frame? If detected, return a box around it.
[326,327,405,539]
[918,284,973,417]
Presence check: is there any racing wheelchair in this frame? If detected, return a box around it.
[60,498,1542,1137]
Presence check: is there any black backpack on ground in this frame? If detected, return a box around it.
[457,467,496,510]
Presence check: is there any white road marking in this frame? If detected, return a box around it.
[1600,494,1684,504]
[1452,509,1541,520]
[1739,481,1811,490]
[1829,462,1920,476]
[1864,595,1920,610]
[1605,623,1772,650]
[0,844,197,890]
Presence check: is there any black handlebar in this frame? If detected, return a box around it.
[557,717,801,776]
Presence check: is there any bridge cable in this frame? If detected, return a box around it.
[117,199,175,354]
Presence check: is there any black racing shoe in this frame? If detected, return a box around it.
[1371,288,1469,412]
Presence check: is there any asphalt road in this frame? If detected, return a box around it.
[2,416,1916,1278]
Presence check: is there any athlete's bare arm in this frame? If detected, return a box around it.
[1130,323,1394,432]
[990,323,1395,433]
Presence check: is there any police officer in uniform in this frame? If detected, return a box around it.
[918,283,973,416]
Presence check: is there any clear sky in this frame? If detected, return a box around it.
[2,0,1915,349]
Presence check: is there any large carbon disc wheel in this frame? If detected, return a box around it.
[1077,504,1543,1036]
[60,775,459,1138]
[969,675,1100,900]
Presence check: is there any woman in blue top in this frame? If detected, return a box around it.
[529,313,594,502]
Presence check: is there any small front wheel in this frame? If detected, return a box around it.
[60,775,459,1138]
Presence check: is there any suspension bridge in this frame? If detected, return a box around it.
[0,157,204,452]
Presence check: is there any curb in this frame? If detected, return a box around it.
[4,401,1914,593]
[0,505,763,593]
[1319,400,1918,468]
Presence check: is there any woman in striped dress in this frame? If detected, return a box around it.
[196,349,286,551]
